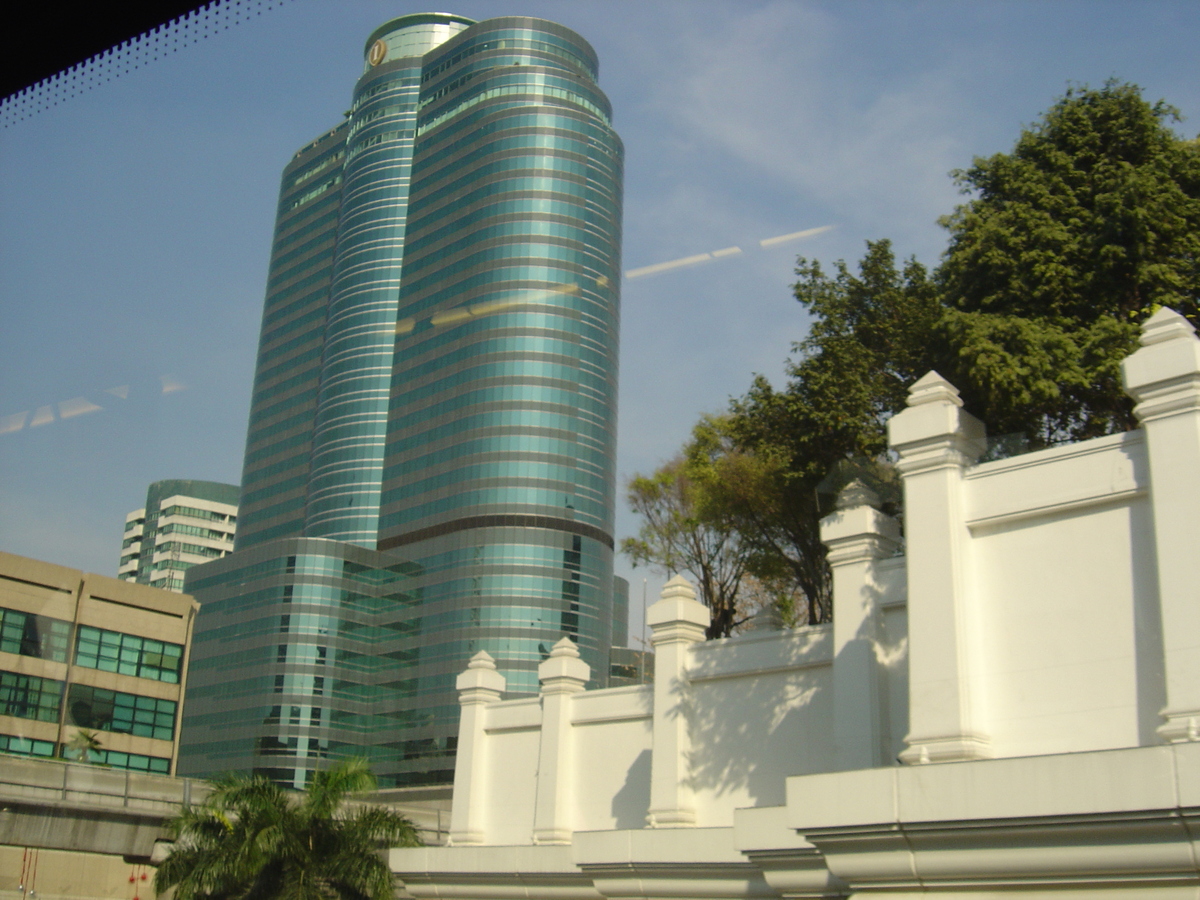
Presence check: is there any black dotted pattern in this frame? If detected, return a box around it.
[1,0,292,129]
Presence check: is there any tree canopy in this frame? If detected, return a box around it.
[625,81,1200,633]
[155,758,419,900]
[938,80,1200,442]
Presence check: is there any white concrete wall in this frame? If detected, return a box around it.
[571,686,653,831]
[449,613,849,843]
[443,549,913,844]
[444,304,1200,841]
[886,307,1200,767]
[477,696,541,844]
[399,309,1200,898]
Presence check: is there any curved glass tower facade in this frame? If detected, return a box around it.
[305,15,474,544]
[181,14,622,788]
[377,17,622,713]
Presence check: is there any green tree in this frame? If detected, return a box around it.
[154,758,419,900]
[716,242,928,624]
[938,80,1200,442]
[621,443,754,639]
[632,82,1198,629]
[711,81,1199,619]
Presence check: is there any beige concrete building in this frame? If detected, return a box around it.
[0,551,198,774]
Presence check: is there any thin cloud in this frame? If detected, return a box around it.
[639,1,974,260]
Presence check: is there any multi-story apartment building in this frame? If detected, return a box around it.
[0,551,198,774]
[118,479,238,592]
[180,12,624,788]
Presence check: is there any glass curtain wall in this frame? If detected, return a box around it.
[178,538,419,788]
[376,17,623,764]
[303,14,473,544]
[236,127,348,549]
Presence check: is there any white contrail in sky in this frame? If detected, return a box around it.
[625,225,835,279]
[625,247,742,280]
[759,224,836,248]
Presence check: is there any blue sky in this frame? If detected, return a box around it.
[2,0,1198,634]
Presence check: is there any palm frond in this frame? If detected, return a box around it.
[156,759,418,900]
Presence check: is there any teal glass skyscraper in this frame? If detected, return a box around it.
[180,13,623,788]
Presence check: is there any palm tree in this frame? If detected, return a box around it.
[66,728,102,764]
[154,758,420,900]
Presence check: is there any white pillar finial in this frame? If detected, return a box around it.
[466,649,497,669]
[1138,306,1195,347]
[836,478,881,511]
[906,370,964,408]
[660,573,697,603]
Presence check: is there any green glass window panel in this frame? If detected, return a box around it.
[82,747,171,774]
[0,607,72,662]
[0,671,64,722]
[0,733,57,758]
[74,626,184,683]
[66,684,177,742]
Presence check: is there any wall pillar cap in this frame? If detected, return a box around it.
[538,637,589,690]
[1139,306,1195,346]
[661,574,697,602]
[906,370,964,407]
[836,479,880,510]
[468,650,497,669]
[888,371,987,467]
[457,650,506,695]
[647,576,710,634]
[1122,308,1200,419]
[820,504,901,563]
[547,636,580,659]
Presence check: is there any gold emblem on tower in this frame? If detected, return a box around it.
[368,39,388,66]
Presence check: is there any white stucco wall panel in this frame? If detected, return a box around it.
[971,496,1161,756]
[688,626,832,680]
[788,744,1186,829]
[875,557,907,608]
[572,717,653,831]
[880,604,909,761]
[485,695,541,732]
[1167,739,1200,806]
[571,684,652,725]
[479,724,540,844]
[965,431,1147,528]
[574,826,748,865]
[687,656,835,822]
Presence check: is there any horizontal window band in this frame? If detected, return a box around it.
[377,514,612,551]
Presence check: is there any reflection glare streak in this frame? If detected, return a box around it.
[0,377,185,436]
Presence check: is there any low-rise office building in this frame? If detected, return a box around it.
[0,551,198,774]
